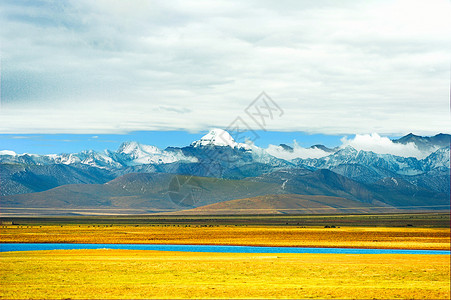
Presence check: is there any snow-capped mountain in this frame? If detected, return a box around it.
[191,128,237,147]
[113,141,198,166]
[421,147,450,171]
[51,150,123,169]
[1,130,449,197]
[191,128,251,150]
[1,130,448,173]
[291,146,449,189]
[294,146,425,175]
[393,133,449,152]
[0,141,198,169]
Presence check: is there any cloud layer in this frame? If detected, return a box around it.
[1,0,450,135]
[340,133,427,158]
[266,141,331,160]
[266,133,434,159]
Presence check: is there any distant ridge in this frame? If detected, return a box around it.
[1,169,448,216]
[165,194,402,215]
[393,133,450,151]
[0,131,449,216]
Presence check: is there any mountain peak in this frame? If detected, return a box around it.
[309,144,334,153]
[117,141,141,154]
[191,128,238,147]
[279,144,294,152]
[338,145,358,154]
[394,133,450,152]
[117,141,161,155]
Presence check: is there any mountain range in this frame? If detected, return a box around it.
[0,130,449,215]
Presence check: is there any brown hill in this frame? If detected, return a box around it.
[165,194,401,215]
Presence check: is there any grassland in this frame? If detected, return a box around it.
[2,212,449,227]
[1,249,450,299]
[1,213,449,299]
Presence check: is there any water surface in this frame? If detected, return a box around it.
[1,243,449,255]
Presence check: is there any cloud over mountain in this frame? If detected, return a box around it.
[340,133,428,159]
[1,0,450,135]
[266,141,331,160]
[266,133,438,160]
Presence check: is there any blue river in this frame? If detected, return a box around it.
[0,243,449,255]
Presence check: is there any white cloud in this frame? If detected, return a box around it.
[0,0,450,135]
[0,150,17,156]
[266,141,330,160]
[266,133,435,160]
[340,133,427,159]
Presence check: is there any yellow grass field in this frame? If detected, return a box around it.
[2,223,449,298]
[1,225,449,250]
[1,249,449,299]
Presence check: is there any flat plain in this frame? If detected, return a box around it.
[1,213,450,250]
[1,249,450,299]
[1,213,450,299]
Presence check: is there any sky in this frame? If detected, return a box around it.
[0,131,344,155]
[0,0,450,153]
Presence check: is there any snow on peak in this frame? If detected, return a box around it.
[0,150,17,156]
[117,141,138,153]
[422,146,450,169]
[117,141,161,156]
[337,146,359,155]
[191,128,238,147]
[116,141,197,166]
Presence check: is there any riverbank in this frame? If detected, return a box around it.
[1,225,449,250]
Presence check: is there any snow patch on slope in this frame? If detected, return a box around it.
[117,141,197,166]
